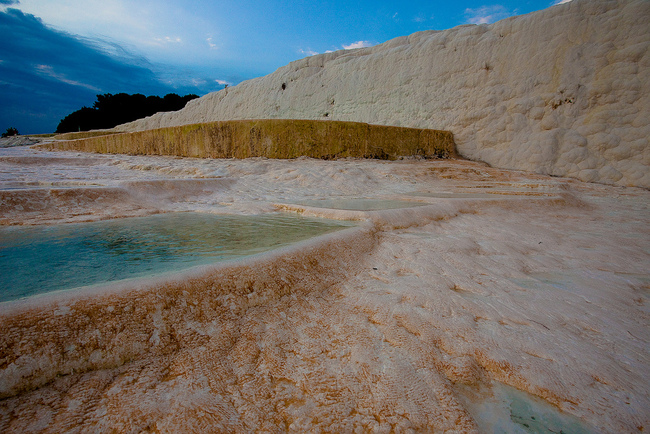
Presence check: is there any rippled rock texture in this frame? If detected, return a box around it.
[0,147,648,432]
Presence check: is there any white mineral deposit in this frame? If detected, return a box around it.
[0,0,648,432]
[117,0,650,189]
[0,143,648,432]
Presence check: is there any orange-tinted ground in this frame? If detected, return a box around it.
[0,147,648,432]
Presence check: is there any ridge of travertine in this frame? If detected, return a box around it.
[115,0,649,188]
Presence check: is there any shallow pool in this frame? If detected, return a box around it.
[0,212,354,302]
[458,382,594,433]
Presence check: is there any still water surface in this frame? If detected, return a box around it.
[0,212,353,302]
[459,382,595,433]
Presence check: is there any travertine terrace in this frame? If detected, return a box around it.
[0,145,648,432]
[45,119,456,160]
[0,0,648,432]
[116,0,650,189]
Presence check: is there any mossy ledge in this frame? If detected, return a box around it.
[41,119,457,160]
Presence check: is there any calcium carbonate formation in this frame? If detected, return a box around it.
[117,0,649,188]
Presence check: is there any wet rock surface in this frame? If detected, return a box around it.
[0,147,648,432]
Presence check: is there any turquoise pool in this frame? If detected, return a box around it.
[0,212,353,302]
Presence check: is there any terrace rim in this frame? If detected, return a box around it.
[43,119,457,160]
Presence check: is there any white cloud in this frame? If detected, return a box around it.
[342,41,373,50]
[551,0,572,4]
[16,0,148,36]
[154,36,182,45]
[298,48,318,56]
[13,0,219,62]
[413,13,434,23]
[35,64,101,91]
[464,5,512,24]
[215,79,230,86]
[303,41,373,56]
[206,37,217,49]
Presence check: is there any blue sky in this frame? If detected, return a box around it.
[1,0,570,134]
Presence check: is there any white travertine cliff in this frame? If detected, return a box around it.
[118,0,649,188]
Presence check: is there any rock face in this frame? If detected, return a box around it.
[0,136,39,148]
[46,120,456,160]
[117,0,649,188]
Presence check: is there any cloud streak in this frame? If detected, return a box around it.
[35,64,101,91]
[154,36,182,45]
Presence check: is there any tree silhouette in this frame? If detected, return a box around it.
[56,93,199,133]
[2,127,19,138]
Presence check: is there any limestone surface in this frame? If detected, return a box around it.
[44,119,457,160]
[116,0,650,188]
[0,146,648,432]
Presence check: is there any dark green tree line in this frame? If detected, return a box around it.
[2,127,19,137]
[56,93,199,133]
